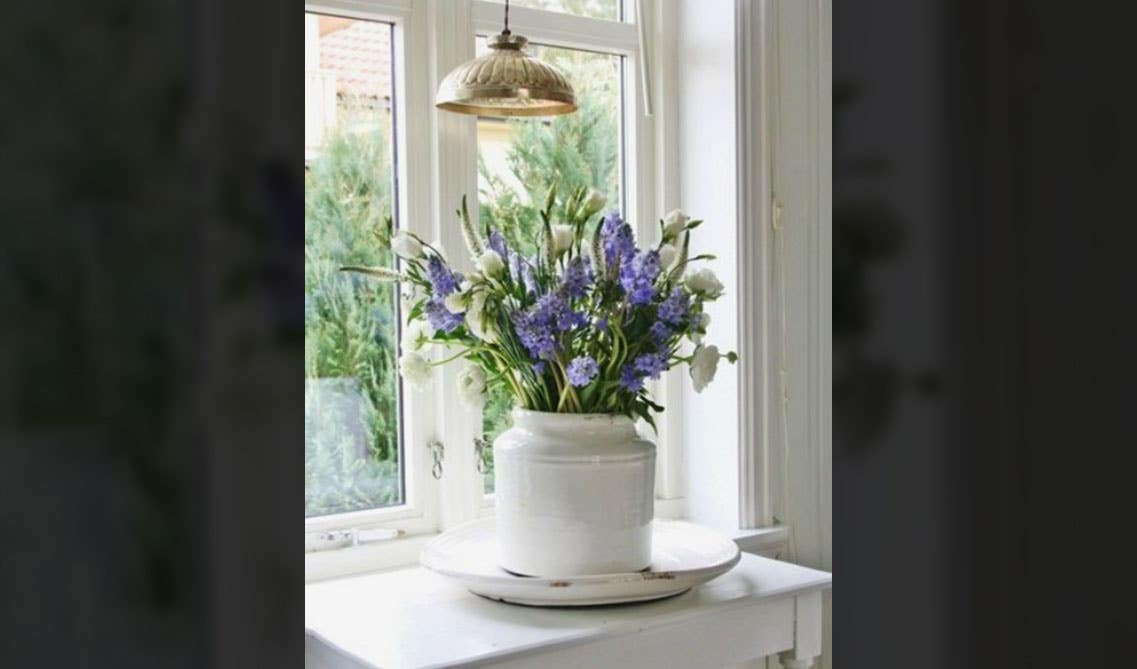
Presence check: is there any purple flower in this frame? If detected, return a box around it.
[658,287,690,325]
[619,364,645,392]
[511,293,583,360]
[601,211,636,270]
[650,321,672,344]
[424,297,464,333]
[566,356,600,387]
[532,361,547,375]
[634,352,668,379]
[427,256,459,296]
[562,255,594,298]
[619,250,662,306]
[600,210,624,236]
[511,309,558,360]
[536,293,584,332]
[488,230,508,258]
[596,317,609,331]
[559,309,588,331]
[629,283,656,306]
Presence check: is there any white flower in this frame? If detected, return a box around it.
[689,344,721,393]
[399,352,432,389]
[690,312,710,344]
[443,282,471,313]
[684,268,725,299]
[456,365,487,407]
[582,190,609,218]
[476,250,505,277]
[391,231,423,258]
[663,209,691,239]
[465,292,498,343]
[401,319,434,352]
[466,312,498,343]
[468,289,487,315]
[552,224,574,253]
[658,243,678,271]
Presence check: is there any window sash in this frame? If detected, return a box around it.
[305,1,440,538]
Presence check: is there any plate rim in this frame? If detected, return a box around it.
[420,516,742,589]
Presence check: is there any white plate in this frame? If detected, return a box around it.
[420,517,741,606]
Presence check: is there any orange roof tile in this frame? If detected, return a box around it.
[319,19,392,101]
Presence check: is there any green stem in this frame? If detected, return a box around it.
[427,345,482,367]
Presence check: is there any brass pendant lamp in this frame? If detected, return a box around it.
[434,0,577,117]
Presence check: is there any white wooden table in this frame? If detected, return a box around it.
[306,553,832,668]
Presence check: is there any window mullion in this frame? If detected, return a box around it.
[428,0,485,531]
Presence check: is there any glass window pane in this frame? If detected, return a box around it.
[483,0,622,22]
[305,13,403,516]
[476,39,624,494]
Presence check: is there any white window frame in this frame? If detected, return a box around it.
[304,0,440,542]
[304,0,687,582]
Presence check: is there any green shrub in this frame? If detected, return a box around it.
[305,115,401,516]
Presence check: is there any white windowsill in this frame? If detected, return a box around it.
[305,518,790,583]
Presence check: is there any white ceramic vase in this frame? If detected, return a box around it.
[493,409,656,577]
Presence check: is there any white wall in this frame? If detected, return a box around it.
[676,0,741,533]
[769,2,832,669]
[676,1,831,667]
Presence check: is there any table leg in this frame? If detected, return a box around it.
[778,590,822,669]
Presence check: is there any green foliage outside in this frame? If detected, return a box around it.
[478,47,621,256]
[305,108,402,517]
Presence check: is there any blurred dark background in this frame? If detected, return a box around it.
[835,1,1137,667]
[1,0,301,666]
[2,0,1136,667]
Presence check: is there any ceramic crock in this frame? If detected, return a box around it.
[493,409,655,577]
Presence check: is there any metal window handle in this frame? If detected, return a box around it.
[429,439,445,479]
[474,437,488,474]
[304,527,400,553]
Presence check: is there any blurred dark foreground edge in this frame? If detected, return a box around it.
[3,1,1137,668]
[1,1,302,667]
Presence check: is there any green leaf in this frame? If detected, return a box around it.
[631,402,658,434]
[544,184,557,215]
[541,213,555,270]
[591,217,606,274]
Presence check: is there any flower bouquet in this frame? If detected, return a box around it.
[343,186,735,429]
[344,186,735,575]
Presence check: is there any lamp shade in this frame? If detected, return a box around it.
[435,33,577,117]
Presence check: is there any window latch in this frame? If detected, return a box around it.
[429,439,445,479]
[474,437,489,474]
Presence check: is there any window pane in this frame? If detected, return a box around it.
[476,39,624,494]
[483,0,622,22]
[305,13,403,516]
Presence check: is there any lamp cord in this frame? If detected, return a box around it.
[503,0,510,35]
